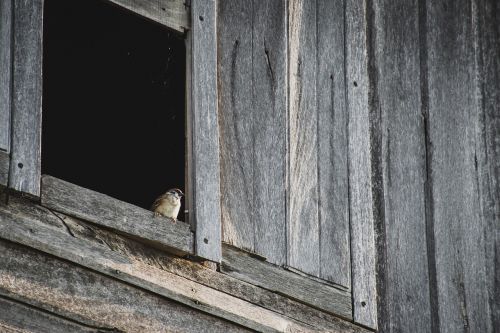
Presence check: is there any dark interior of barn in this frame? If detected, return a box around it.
[42,0,186,220]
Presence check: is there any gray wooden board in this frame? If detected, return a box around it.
[27,198,369,333]
[0,296,109,333]
[251,0,288,266]
[425,0,491,331]
[371,0,433,332]
[316,0,350,288]
[218,0,255,252]
[106,0,189,33]
[41,175,193,255]
[0,151,9,187]
[190,0,221,262]
[218,0,288,265]
[0,200,320,333]
[476,0,500,330]
[9,0,43,197]
[221,244,352,320]
[345,0,378,328]
[288,0,320,277]
[0,0,12,152]
[0,240,253,333]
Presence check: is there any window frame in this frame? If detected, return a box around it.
[2,0,222,262]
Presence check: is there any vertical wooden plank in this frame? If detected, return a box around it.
[371,0,433,331]
[218,0,255,252]
[316,0,350,287]
[425,0,490,331]
[0,0,12,153]
[288,0,319,277]
[476,0,500,330]
[252,0,287,265]
[218,0,288,265]
[191,0,221,262]
[345,0,377,328]
[0,151,9,187]
[9,0,43,197]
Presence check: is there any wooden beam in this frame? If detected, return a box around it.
[5,195,368,333]
[0,0,12,153]
[106,0,189,33]
[41,175,193,255]
[316,0,351,288]
[9,0,43,197]
[0,202,323,333]
[221,244,352,320]
[371,0,433,331]
[190,0,221,262]
[0,151,8,187]
[0,295,110,333]
[345,0,378,328]
[288,0,320,277]
[0,239,253,333]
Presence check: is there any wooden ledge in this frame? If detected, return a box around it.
[221,244,353,320]
[0,197,371,333]
[41,175,193,256]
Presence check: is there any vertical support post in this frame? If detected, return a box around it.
[190,0,221,262]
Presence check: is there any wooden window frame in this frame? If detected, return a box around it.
[1,0,221,262]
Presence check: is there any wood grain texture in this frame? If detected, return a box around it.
[0,151,8,187]
[251,0,288,266]
[371,0,433,332]
[0,296,109,333]
[13,196,367,333]
[218,0,287,265]
[476,0,500,330]
[288,0,320,277]
[424,0,491,331]
[345,0,378,328]
[9,0,43,197]
[106,0,189,33]
[316,0,350,287]
[0,0,12,152]
[218,0,255,252]
[40,175,193,255]
[0,199,319,333]
[190,0,221,262]
[0,240,253,333]
[221,244,352,320]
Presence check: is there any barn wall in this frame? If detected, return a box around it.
[217,0,499,331]
[218,0,352,289]
[372,0,500,331]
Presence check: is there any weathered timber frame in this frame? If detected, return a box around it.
[0,0,222,262]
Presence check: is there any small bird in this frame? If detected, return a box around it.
[151,188,184,222]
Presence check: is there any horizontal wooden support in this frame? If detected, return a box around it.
[41,175,193,255]
[39,202,367,332]
[0,240,251,333]
[221,244,353,320]
[0,200,325,333]
[0,295,111,333]
[106,0,189,33]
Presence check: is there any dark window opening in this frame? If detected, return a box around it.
[42,0,186,220]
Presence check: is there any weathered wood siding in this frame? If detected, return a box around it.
[219,0,499,330]
[9,0,43,197]
[371,0,500,331]
[0,0,12,154]
[218,0,288,266]
[218,0,351,290]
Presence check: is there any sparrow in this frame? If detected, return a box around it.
[151,188,184,222]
